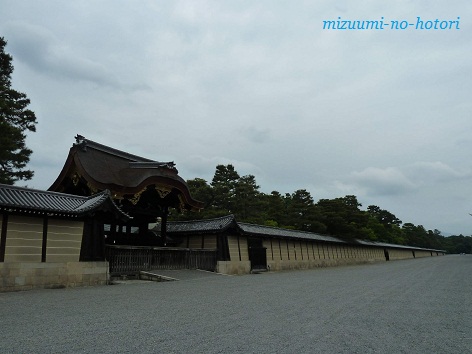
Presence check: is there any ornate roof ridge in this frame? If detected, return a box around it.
[74,134,153,162]
[74,135,178,172]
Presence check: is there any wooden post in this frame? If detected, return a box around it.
[0,212,8,262]
[161,206,168,246]
[41,216,48,262]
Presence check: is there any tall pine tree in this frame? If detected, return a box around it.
[0,37,37,184]
[210,164,240,213]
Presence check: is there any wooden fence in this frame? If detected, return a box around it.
[105,246,217,276]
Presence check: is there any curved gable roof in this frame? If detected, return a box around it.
[49,135,203,211]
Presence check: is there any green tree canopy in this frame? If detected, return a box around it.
[367,205,402,228]
[210,164,240,213]
[316,195,369,240]
[233,174,263,223]
[172,164,471,253]
[0,37,37,184]
[285,189,325,232]
[263,191,287,227]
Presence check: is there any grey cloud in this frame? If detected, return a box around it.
[3,22,126,88]
[350,166,417,196]
[239,126,271,144]
[405,161,472,183]
[180,154,261,180]
[346,161,472,198]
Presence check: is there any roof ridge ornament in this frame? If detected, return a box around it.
[74,134,88,151]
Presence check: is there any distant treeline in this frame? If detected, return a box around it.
[171,164,472,254]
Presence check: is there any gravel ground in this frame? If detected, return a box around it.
[1,255,471,353]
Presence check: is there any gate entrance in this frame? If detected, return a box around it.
[247,237,267,271]
[105,245,217,277]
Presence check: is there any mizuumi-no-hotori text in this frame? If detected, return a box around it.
[323,16,460,30]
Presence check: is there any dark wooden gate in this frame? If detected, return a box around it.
[248,247,267,271]
[105,246,217,276]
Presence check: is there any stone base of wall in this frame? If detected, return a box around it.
[217,261,251,275]
[0,262,109,292]
[267,258,381,272]
[217,251,441,275]
[217,258,385,275]
[217,258,381,275]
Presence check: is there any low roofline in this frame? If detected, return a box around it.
[167,214,446,253]
[167,215,238,234]
[0,184,131,221]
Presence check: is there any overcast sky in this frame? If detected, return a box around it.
[1,1,471,235]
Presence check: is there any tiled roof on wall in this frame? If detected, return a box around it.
[238,222,344,243]
[0,184,130,220]
[167,215,237,233]
[167,214,445,252]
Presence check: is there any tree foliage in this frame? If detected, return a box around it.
[170,163,471,253]
[316,195,369,240]
[210,164,240,213]
[0,37,37,184]
[232,174,263,223]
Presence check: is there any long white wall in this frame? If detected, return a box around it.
[216,235,443,274]
[2,215,83,263]
[0,214,108,292]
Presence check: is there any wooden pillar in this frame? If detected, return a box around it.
[237,234,241,261]
[286,240,290,260]
[161,206,168,246]
[41,216,48,262]
[0,212,8,262]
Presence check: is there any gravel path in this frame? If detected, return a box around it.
[1,255,471,353]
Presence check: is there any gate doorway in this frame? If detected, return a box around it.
[105,246,217,277]
[247,237,267,271]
